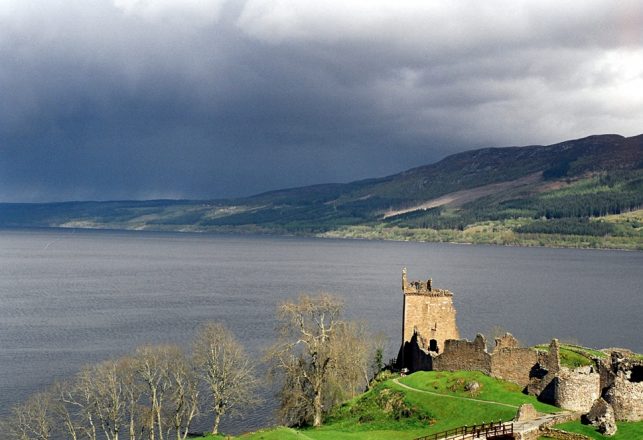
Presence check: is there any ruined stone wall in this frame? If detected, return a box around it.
[541,340,562,374]
[515,403,540,422]
[527,339,562,399]
[428,332,555,389]
[494,333,521,350]
[604,374,643,421]
[432,334,491,374]
[598,352,643,421]
[533,412,588,440]
[397,332,433,372]
[538,428,590,440]
[490,347,539,387]
[553,366,601,413]
[597,358,616,392]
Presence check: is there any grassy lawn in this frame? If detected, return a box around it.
[554,420,643,439]
[534,343,607,369]
[196,428,306,440]
[399,371,559,414]
[197,371,559,440]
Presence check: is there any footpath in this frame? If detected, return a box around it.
[393,378,579,440]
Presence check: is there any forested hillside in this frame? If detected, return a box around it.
[1,134,642,249]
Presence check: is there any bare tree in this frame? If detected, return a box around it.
[50,381,80,440]
[266,293,344,427]
[118,356,146,440]
[4,391,53,440]
[90,360,126,440]
[330,321,372,399]
[53,360,126,440]
[135,345,180,440]
[165,350,200,440]
[192,322,258,435]
[67,368,100,440]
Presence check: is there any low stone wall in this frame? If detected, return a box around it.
[514,412,581,440]
[514,428,540,440]
[542,411,583,426]
[421,334,569,394]
[432,334,491,374]
[491,347,539,387]
[539,427,591,440]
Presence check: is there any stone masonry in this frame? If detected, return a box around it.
[602,353,643,421]
[433,334,491,374]
[553,366,601,412]
[490,334,539,386]
[396,270,643,423]
[401,268,459,355]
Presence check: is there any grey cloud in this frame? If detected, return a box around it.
[0,0,641,202]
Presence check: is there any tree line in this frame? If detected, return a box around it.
[1,294,384,439]
[384,172,643,236]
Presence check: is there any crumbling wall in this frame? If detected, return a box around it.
[488,333,539,387]
[600,352,643,421]
[604,373,643,421]
[597,357,616,392]
[433,334,491,374]
[491,347,539,387]
[538,427,590,440]
[527,339,562,400]
[495,333,521,350]
[397,331,433,372]
[515,403,540,422]
[553,366,601,412]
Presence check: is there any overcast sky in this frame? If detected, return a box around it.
[0,0,641,202]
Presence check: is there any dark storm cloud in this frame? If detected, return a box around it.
[0,0,641,202]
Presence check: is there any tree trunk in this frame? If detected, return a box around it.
[148,411,155,440]
[313,389,322,427]
[156,407,164,440]
[129,408,136,440]
[212,412,222,435]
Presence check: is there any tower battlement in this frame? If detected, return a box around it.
[402,268,453,296]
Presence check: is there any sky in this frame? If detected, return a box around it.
[0,0,642,202]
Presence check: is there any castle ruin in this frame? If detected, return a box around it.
[396,269,643,430]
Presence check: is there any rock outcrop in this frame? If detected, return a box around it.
[585,398,617,436]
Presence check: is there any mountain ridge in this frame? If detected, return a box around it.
[1,133,642,249]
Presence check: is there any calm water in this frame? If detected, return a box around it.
[1,228,642,432]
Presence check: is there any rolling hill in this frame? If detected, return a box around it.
[1,134,642,249]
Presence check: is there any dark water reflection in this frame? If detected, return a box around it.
[1,228,641,433]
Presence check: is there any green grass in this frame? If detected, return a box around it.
[196,371,560,440]
[399,371,559,414]
[534,343,606,369]
[197,429,308,440]
[555,420,643,439]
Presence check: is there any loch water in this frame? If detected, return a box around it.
[1,228,642,432]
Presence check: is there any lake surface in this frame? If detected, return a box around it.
[1,228,642,433]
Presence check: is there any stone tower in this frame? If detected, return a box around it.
[401,268,459,354]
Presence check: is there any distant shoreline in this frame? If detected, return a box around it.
[2,223,641,252]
